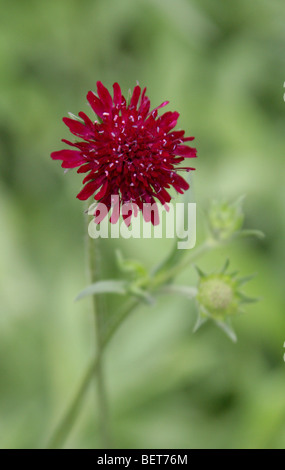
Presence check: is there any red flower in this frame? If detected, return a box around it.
[51,82,197,225]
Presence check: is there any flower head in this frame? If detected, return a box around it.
[194,260,258,342]
[51,82,197,225]
[197,273,239,320]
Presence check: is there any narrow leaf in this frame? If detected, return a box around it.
[229,270,239,278]
[128,285,155,304]
[193,312,207,333]
[236,292,260,304]
[220,258,230,274]
[75,280,127,301]
[236,229,265,240]
[68,112,84,122]
[215,319,237,343]
[195,265,206,278]
[236,273,257,286]
[116,250,148,277]
[232,194,246,208]
[159,285,198,299]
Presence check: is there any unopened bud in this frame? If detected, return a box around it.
[208,198,244,241]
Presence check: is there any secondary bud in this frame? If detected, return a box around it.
[208,197,244,241]
[197,275,237,319]
[194,260,258,341]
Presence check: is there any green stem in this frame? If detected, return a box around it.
[102,298,140,346]
[151,238,216,288]
[46,237,217,449]
[46,357,99,449]
[46,299,139,449]
[87,216,111,448]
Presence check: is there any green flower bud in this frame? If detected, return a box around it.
[197,274,238,320]
[208,197,244,241]
[194,260,258,342]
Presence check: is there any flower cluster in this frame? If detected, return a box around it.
[51,82,197,225]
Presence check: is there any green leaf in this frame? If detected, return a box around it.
[229,270,239,278]
[193,312,207,333]
[236,273,257,286]
[126,88,132,106]
[159,285,198,299]
[236,292,260,304]
[236,229,265,240]
[220,258,230,274]
[128,285,155,304]
[215,319,237,343]
[75,280,127,301]
[232,194,246,208]
[68,112,84,122]
[195,265,206,278]
[116,250,148,278]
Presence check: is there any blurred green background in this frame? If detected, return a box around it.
[0,0,285,449]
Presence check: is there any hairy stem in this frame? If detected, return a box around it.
[46,357,99,449]
[46,237,216,449]
[87,217,111,448]
[46,299,139,449]
[151,239,216,288]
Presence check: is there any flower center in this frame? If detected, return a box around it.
[199,279,233,312]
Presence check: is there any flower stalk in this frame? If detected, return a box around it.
[46,297,139,449]
[46,356,99,449]
[46,237,215,449]
[87,213,111,448]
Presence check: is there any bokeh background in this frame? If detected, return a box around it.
[0,0,285,449]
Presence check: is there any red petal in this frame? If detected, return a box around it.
[172,174,190,192]
[157,188,172,204]
[139,98,150,118]
[94,181,109,201]
[142,201,160,225]
[51,150,86,169]
[139,87,150,116]
[51,149,81,161]
[175,167,196,172]
[159,111,179,131]
[169,130,185,140]
[61,139,78,147]
[82,172,104,185]
[173,145,197,158]
[151,101,169,115]
[62,118,91,139]
[132,203,139,217]
[61,160,84,169]
[139,87,147,107]
[97,81,113,110]
[122,206,133,227]
[130,85,141,108]
[113,83,122,106]
[78,111,93,128]
[87,91,105,118]
[110,196,120,223]
[77,163,93,173]
[76,180,99,200]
